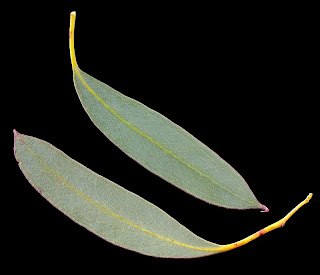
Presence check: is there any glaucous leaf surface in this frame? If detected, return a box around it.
[14,131,222,258]
[14,130,312,258]
[69,12,266,210]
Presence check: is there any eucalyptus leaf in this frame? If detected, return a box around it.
[69,12,266,210]
[14,130,312,258]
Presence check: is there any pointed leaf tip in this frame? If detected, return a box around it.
[13,129,19,138]
[260,205,269,213]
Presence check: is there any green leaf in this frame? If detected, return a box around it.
[69,12,266,210]
[13,130,312,258]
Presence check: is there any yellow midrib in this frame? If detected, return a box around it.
[69,10,256,208]
[17,134,222,253]
[16,133,314,256]
[73,67,257,207]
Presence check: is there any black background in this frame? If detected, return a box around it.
[5,2,316,272]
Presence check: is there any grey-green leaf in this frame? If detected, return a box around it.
[14,130,224,258]
[69,12,266,210]
[13,130,312,257]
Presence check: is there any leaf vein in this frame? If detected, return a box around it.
[18,134,219,253]
[74,68,256,206]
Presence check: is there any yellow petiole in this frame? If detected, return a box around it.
[69,11,78,68]
[219,193,313,252]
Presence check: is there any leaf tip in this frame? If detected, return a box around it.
[13,129,20,139]
[13,129,22,163]
[260,205,269,213]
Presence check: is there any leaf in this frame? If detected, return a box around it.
[69,12,266,210]
[13,130,312,258]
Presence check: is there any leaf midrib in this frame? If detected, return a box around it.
[74,67,256,207]
[18,134,220,253]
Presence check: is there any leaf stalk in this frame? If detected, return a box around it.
[69,11,78,68]
[219,193,313,253]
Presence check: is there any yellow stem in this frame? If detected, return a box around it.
[219,193,313,252]
[69,11,78,68]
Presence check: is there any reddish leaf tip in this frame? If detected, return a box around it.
[260,205,269,213]
[13,129,20,138]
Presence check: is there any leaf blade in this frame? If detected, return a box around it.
[13,130,312,257]
[14,130,221,258]
[70,12,265,210]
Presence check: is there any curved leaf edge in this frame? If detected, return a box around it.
[13,129,312,258]
[69,11,267,211]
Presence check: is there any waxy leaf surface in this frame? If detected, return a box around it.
[13,131,312,258]
[69,12,266,210]
[14,131,222,258]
